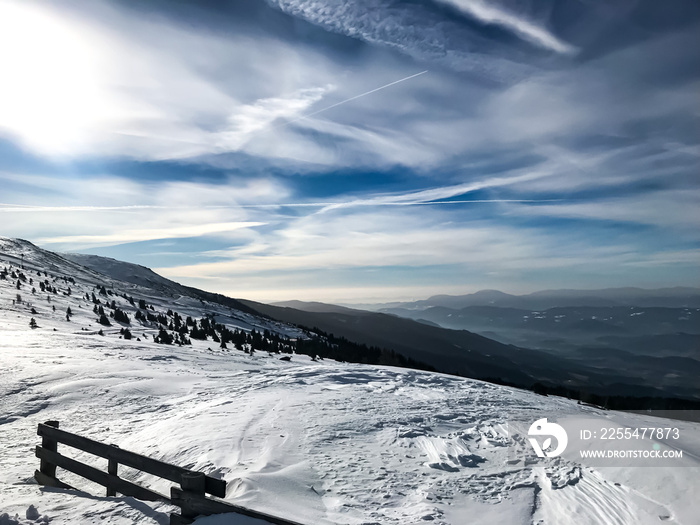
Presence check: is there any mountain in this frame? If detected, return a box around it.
[412,290,522,309]
[2,238,699,525]
[364,287,700,311]
[0,238,296,343]
[62,252,188,295]
[272,300,365,314]
[62,252,263,318]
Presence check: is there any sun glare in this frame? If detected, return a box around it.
[0,2,108,156]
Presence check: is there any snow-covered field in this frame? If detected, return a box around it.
[1,239,699,524]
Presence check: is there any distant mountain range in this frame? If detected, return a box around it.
[339,287,700,311]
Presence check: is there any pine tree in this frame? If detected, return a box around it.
[156,328,173,345]
[113,308,130,324]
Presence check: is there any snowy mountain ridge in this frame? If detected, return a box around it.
[0,237,301,339]
[61,252,188,296]
[1,238,699,525]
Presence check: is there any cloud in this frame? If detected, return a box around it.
[0,1,345,161]
[0,172,282,249]
[315,170,553,213]
[153,193,649,277]
[155,197,699,302]
[3,165,698,301]
[215,86,333,151]
[0,1,453,168]
[0,0,698,301]
[285,70,428,125]
[0,204,164,213]
[265,0,540,80]
[435,0,576,54]
[3,0,691,174]
[507,188,700,233]
[38,221,266,246]
[1,0,696,175]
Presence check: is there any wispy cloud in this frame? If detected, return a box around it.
[0,199,560,213]
[0,1,343,161]
[3,164,698,300]
[436,0,576,54]
[0,173,276,249]
[265,0,540,80]
[508,188,700,233]
[38,222,266,246]
[316,170,553,213]
[215,86,333,150]
[0,204,166,213]
[283,70,428,126]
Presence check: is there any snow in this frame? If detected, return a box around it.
[1,238,699,524]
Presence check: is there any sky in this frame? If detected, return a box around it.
[0,0,699,303]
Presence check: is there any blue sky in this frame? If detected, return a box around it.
[1,0,698,303]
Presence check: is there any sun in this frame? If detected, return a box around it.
[0,1,108,156]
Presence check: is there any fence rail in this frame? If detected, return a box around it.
[34,421,305,525]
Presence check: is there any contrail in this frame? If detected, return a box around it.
[110,70,429,146]
[282,70,429,126]
[0,199,563,213]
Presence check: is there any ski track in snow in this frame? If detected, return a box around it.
[1,239,699,524]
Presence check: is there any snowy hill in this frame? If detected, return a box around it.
[61,252,189,296]
[1,238,699,524]
[61,251,265,319]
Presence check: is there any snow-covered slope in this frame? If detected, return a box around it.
[61,252,187,296]
[1,238,699,525]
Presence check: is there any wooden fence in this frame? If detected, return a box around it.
[34,421,305,525]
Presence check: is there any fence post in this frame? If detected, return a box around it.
[107,445,119,497]
[170,471,206,525]
[181,471,205,520]
[38,420,59,481]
